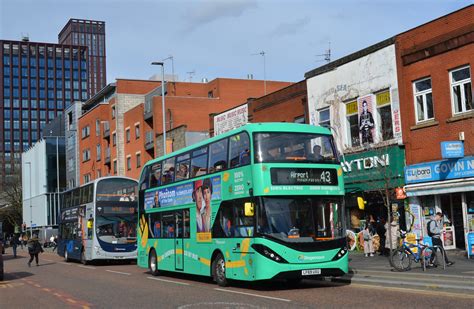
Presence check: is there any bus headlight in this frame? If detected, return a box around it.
[332,247,348,261]
[251,244,288,263]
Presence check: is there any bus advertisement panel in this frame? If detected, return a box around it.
[137,123,347,286]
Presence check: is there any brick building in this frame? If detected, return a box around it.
[78,78,292,184]
[209,80,307,136]
[399,5,474,252]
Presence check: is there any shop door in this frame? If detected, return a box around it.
[439,194,456,250]
[452,193,465,249]
[174,211,184,271]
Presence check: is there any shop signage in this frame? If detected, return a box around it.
[405,156,474,184]
[213,104,248,136]
[441,141,464,159]
[342,146,405,192]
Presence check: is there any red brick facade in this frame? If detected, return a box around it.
[396,5,474,165]
[78,78,292,183]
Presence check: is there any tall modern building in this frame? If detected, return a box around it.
[1,18,106,186]
[58,19,106,97]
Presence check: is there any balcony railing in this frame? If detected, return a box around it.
[104,147,111,164]
[103,121,110,139]
[145,131,154,151]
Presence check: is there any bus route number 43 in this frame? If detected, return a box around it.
[320,171,331,183]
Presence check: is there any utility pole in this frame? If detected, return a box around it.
[252,51,266,95]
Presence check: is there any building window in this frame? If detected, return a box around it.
[450,66,472,114]
[112,105,116,119]
[136,152,141,168]
[345,101,360,147]
[84,174,91,183]
[96,119,100,136]
[135,124,140,139]
[96,144,101,161]
[112,132,116,146]
[126,128,130,143]
[294,116,305,124]
[97,169,102,178]
[376,91,393,141]
[81,125,90,139]
[318,107,330,128]
[82,149,90,162]
[127,156,131,171]
[113,159,117,174]
[413,78,433,122]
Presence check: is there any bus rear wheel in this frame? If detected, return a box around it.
[149,250,160,276]
[213,253,228,287]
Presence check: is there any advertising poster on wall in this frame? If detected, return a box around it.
[214,104,248,136]
[358,95,375,145]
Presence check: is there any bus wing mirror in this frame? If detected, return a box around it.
[357,197,366,210]
[244,202,254,217]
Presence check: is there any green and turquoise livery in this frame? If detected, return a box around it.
[137,123,348,286]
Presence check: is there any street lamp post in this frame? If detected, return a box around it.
[151,61,167,155]
[25,162,32,236]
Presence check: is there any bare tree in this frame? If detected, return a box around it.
[0,174,23,230]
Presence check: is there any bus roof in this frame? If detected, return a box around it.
[62,176,138,193]
[144,122,332,167]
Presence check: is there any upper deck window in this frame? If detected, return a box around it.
[254,132,338,164]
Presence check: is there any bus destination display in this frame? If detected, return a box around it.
[271,168,338,186]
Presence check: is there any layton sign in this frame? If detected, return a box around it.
[341,154,390,173]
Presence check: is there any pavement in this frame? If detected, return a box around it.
[335,249,474,294]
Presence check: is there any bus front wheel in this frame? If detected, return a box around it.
[212,253,228,287]
[149,250,160,276]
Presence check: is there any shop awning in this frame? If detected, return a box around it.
[405,177,474,197]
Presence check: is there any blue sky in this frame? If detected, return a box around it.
[1,0,470,84]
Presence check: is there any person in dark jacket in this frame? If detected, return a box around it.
[27,235,43,267]
[10,234,18,258]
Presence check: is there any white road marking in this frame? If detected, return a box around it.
[106,270,131,276]
[77,265,96,270]
[147,276,190,286]
[42,259,54,262]
[59,262,72,266]
[214,288,291,302]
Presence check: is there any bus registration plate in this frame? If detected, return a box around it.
[302,269,321,276]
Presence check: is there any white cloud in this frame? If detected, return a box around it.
[183,0,258,32]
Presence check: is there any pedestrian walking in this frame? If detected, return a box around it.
[362,224,374,257]
[385,217,399,252]
[428,212,454,267]
[10,234,18,258]
[27,234,43,267]
[50,235,58,252]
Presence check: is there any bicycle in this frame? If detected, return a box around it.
[390,231,445,272]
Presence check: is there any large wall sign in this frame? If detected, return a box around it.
[214,104,248,136]
[405,156,474,184]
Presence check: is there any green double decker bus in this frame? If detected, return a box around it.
[137,123,347,286]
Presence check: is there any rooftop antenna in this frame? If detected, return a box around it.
[251,51,266,95]
[186,70,195,82]
[162,55,175,82]
[316,41,331,63]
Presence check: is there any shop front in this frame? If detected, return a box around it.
[342,145,406,233]
[405,155,474,253]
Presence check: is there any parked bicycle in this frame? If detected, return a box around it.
[390,231,445,271]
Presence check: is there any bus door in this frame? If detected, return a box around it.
[174,210,186,271]
[83,207,94,258]
[230,200,255,278]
